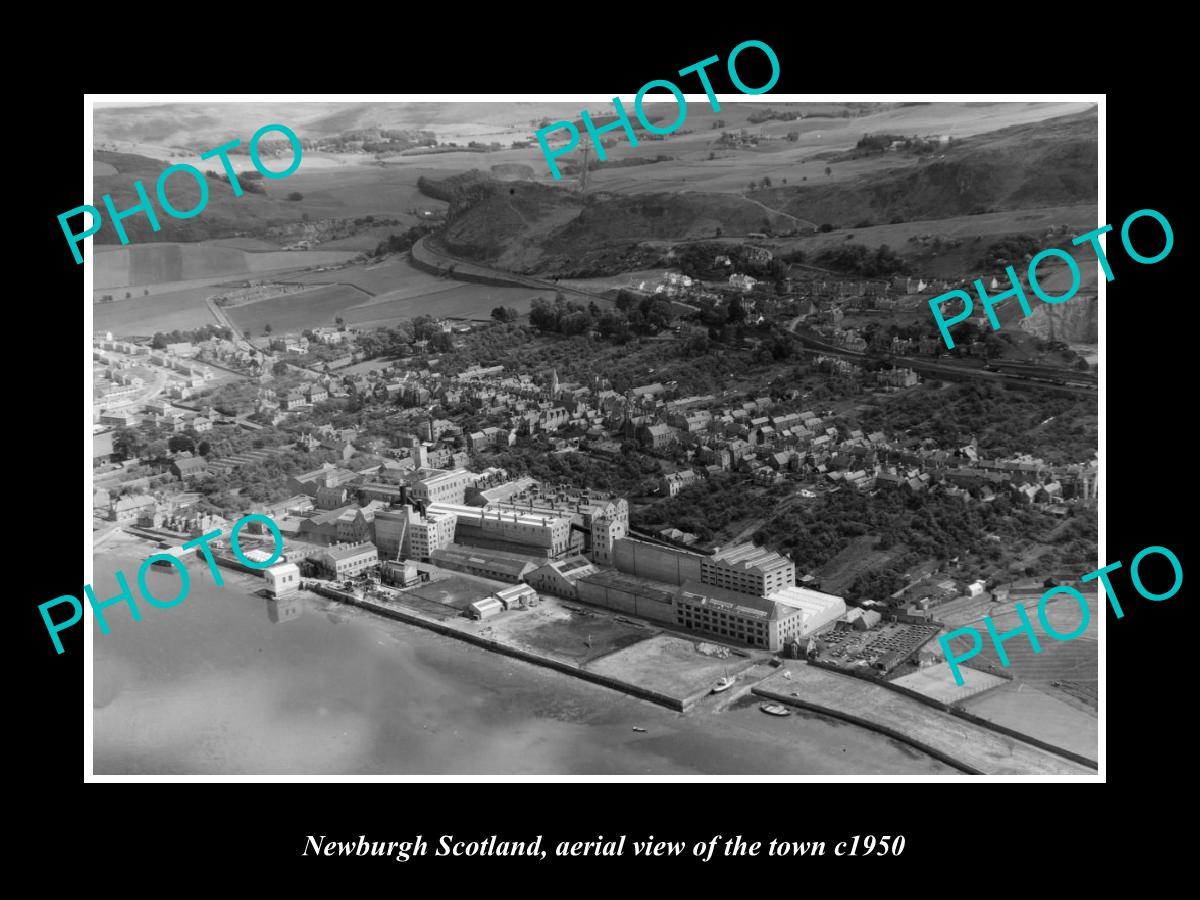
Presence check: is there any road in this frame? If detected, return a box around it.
[411,236,616,307]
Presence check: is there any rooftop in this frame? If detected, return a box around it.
[579,570,678,607]
[431,544,540,577]
[318,543,378,562]
[708,542,793,574]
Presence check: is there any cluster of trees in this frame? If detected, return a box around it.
[526,292,688,343]
[204,169,266,195]
[530,294,610,337]
[486,446,662,497]
[854,133,940,155]
[975,234,1041,269]
[674,242,791,285]
[590,154,674,171]
[634,476,782,543]
[756,482,1067,601]
[813,243,907,277]
[150,324,233,348]
[746,108,805,124]
[193,447,339,515]
[346,316,452,359]
[859,381,1096,464]
[371,223,437,258]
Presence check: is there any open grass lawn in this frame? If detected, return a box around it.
[224,284,370,335]
[95,282,232,336]
[949,591,1098,685]
[292,256,445,294]
[516,612,651,664]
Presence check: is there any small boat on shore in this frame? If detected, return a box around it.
[712,667,734,694]
[760,703,791,717]
[632,726,647,733]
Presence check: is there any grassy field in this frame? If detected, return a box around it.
[97,249,557,338]
[515,610,651,665]
[222,276,552,335]
[95,241,360,290]
[94,282,230,335]
[224,284,371,335]
[292,256,443,294]
[946,589,1098,709]
[588,633,754,698]
[345,284,553,327]
[960,682,1097,760]
[97,101,1096,205]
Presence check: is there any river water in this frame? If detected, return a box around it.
[92,549,954,775]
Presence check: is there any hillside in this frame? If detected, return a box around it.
[751,111,1097,228]
[92,150,311,244]
[431,110,1097,275]
[437,178,784,274]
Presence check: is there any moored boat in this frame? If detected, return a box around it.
[760,703,791,717]
[712,676,735,694]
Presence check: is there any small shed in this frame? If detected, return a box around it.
[468,597,504,620]
[265,563,301,597]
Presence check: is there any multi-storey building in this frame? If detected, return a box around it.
[402,506,458,562]
[407,467,471,505]
[428,502,574,559]
[700,543,795,598]
[311,542,378,580]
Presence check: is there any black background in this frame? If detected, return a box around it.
[19,20,1189,884]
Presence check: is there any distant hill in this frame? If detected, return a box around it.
[435,176,781,274]
[752,111,1097,228]
[433,111,1097,275]
[91,150,309,244]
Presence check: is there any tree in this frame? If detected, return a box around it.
[761,176,772,188]
[528,298,558,332]
[560,311,590,335]
[825,167,832,176]
[272,360,290,375]
[243,330,252,339]
[264,323,273,334]
[647,300,674,332]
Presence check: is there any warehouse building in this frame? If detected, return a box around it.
[311,542,379,580]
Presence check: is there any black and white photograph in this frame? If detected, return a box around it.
[83,95,1102,778]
